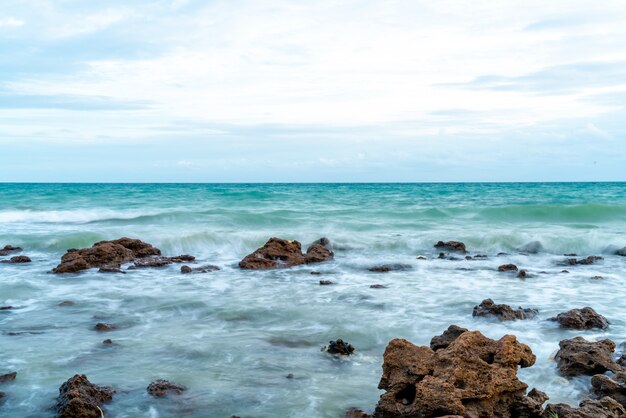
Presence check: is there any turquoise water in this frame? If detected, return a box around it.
[1,183,625,417]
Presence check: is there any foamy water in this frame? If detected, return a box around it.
[1,183,625,417]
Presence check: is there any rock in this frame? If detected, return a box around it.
[472,299,538,321]
[308,237,333,252]
[554,337,619,377]
[591,372,626,408]
[102,339,113,345]
[415,255,427,260]
[434,240,466,252]
[518,241,544,254]
[474,254,488,259]
[58,301,75,307]
[53,237,161,273]
[94,323,116,332]
[345,408,372,417]
[239,237,333,270]
[55,374,113,418]
[368,264,412,273]
[0,391,4,400]
[129,255,195,269]
[615,247,626,256]
[550,307,609,330]
[561,270,570,273]
[323,339,355,355]
[180,264,219,274]
[465,255,473,260]
[147,379,187,397]
[544,397,626,418]
[0,306,15,310]
[286,373,294,379]
[618,354,626,368]
[438,252,446,259]
[498,263,518,272]
[97,264,125,274]
[517,269,528,279]
[370,284,388,289]
[0,372,16,383]
[319,280,333,285]
[0,245,22,256]
[374,331,541,418]
[429,325,469,351]
[310,271,322,275]
[566,256,603,265]
[0,255,31,263]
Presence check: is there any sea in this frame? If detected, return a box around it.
[1,182,625,417]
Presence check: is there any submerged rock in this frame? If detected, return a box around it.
[0,372,16,383]
[0,255,31,263]
[129,255,195,269]
[94,323,116,332]
[147,379,187,397]
[180,264,220,274]
[55,374,113,418]
[374,331,542,418]
[0,245,22,256]
[592,372,626,408]
[566,256,603,265]
[97,264,125,274]
[472,299,538,321]
[554,337,619,377]
[0,306,15,310]
[498,263,518,272]
[429,325,468,351]
[53,237,161,273]
[550,307,609,330]
[544,397,626,418]
[434,240,466,252]
[323,339,355,355]
[239,237,333,270]
[370,284,387,289]
[58,301,75,307]
[319,280,333,285]
[368,264,411,273]
[517,269,528,279]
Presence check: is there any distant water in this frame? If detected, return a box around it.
[1,183,625,417]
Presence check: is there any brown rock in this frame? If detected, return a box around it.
[97,264,125,274]
[374,331,541,418]
[146,379,187,397]
[498,263,518,272]
[517,269,528,278]
[180,264,219,274]
[55,374,113,418]
[544,397,626,418]
[566,256,603,265]
[0,372,16,383]
[130,255,195,269]
[550,307,609,330]
[0,245,22,256]
[346,408,372,418]
[53,238,161,273]
[0,255,31,263]
[368,264,411,273]
[324,339,355,355]
[617,354,626,368]
[591,372,626,408]
[94,323,116,332]
[239,237,333,270]
[554,337,619,377]
[429,325,469,351]
[473,299,538,321]
[434,240,466,252]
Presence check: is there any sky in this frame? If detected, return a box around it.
[1,0,625,182]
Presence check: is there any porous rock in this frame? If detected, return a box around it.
[554,337,619,377]
[591,371,626,408]
[239,237,333,270]
[544,397,625,418]
[550,307,609,330]
[55,374,113,418]
[374,330,542,418]
[472,299,538,321]
[146,379,187,397]
[429,325,468,351]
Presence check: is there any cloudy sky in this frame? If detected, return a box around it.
[1,0,625,182]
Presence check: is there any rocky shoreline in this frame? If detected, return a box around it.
[1,236,626,417]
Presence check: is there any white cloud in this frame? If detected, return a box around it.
[0,17,25,27]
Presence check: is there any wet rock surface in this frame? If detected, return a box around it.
[53,237,161,273]
[555,337,619,377]
[129,255,195,269]
[429,325,468,351]
[97,264,125,274]
[368,264,412,273]
[592,372,626,408]
[434,240,466,252]
[0,372,16,383]
[323,339,355,355]
[374,330,541,418]
[55,374,113,418]
[550,307,609,330]
[345,408,372,417]
[94,323,116,332]
[544,397,626,418]
[473,299,538,321]
[616,246,626,256]
[0,245,22,256]
[566,256,603,265]
[319,280,333,285]
[498,263,518,272]
[239,237,333,270]
[180,264,220,274]
[0,255,31,263]
[146,379,187,397]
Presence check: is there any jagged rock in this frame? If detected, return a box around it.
[323,339,355,355]
[0,372,16,383]
[498,264,518,272]
[180,264,219,274]
[566,256,603,265]
[55,374,113,418]
[473,299,537,321]
[555,337,619,377]
[53,238,161,273]
[591,372,626,408]
[429,325,469,351]
[94,323,116,332]
[368,264,412,273]
[374,331,541,418]
[550,307,609,330]
[434,240,466,252]
[129,255,195,269]
[239,237,333,270]
[544,397,626,418]
[518,241,544,254]
[146,379,187,397]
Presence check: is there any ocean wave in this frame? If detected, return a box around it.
[0,209,170,224]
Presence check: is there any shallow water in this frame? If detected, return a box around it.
[1,183,625,417]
